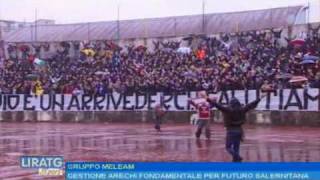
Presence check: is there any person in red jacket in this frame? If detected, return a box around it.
[188,91,213,139]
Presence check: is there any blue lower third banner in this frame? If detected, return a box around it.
[65,162,320,180]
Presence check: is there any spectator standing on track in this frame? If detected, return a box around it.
[153,95,167,132]
[207,93,266,162]
[189,91,213,139]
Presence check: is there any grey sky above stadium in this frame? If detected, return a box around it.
[0,0,310,23]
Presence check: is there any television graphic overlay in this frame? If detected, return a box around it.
[20,156,64,176]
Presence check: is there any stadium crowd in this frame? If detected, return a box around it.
[0,25,320,95]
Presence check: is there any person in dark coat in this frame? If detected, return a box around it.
[207,94,266,162]
[153,95,167,132]
[153,103,167,132]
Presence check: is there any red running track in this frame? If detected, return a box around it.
[0,122,319,179]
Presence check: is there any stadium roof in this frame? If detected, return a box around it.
[2,6,303,42]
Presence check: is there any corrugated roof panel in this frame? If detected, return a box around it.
[175,15,203,36]
[145,18,175,38]
[2,6,303,42]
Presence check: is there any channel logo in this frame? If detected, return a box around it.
[20,156,64,176]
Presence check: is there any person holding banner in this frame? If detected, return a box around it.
[207,93,266,162]
[188,91,213,139]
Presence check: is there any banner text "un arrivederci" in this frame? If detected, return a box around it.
[1,89,319,111]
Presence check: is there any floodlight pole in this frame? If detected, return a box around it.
[0,14,3,60]
[87,22,90,41]
[0,21,2,41]
[117,2,120,42]
[202,0,205,34]
[35,8,38,42]
[307,0,310,23]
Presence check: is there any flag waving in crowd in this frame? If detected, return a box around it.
[33,58,46,67]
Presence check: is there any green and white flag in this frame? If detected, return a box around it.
[33,58,46,66]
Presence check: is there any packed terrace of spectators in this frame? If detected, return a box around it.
[0,25,320,95]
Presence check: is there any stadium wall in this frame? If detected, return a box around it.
[0,110,319,126]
